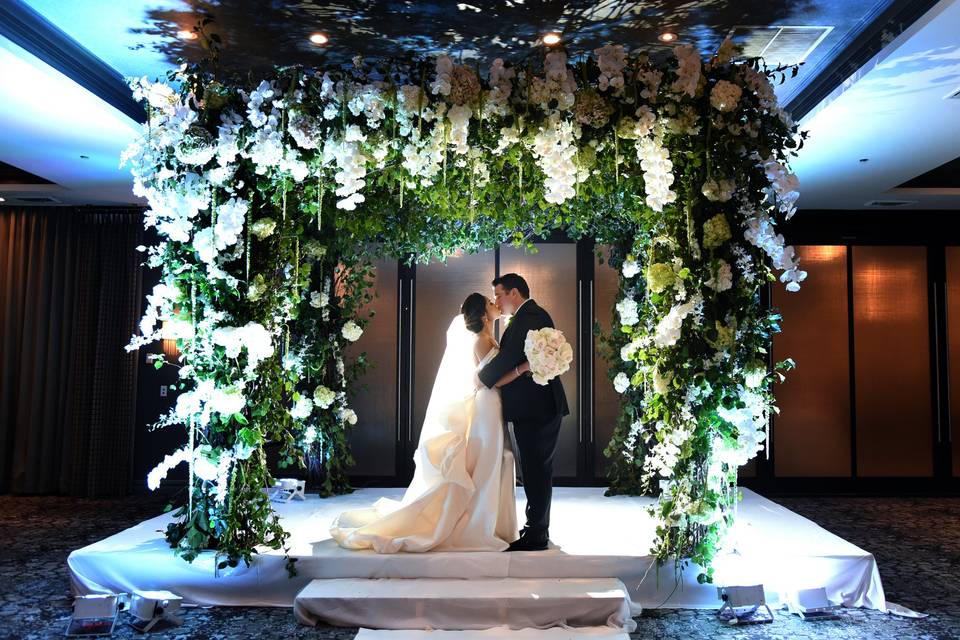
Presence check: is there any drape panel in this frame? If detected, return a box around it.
[0,208,142,496]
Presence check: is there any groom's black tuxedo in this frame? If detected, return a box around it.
[478,299,569,537]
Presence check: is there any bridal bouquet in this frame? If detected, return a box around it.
[524,328,574,385]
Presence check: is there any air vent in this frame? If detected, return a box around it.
[864,199,918,207]
[15,196,61,203]
[728,25,834,66]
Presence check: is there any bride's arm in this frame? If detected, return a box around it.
[493,360,530,388]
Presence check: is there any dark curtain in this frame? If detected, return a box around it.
[0,207,143,496]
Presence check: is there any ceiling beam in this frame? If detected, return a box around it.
[786,0,941,120]
[0,0,146,124]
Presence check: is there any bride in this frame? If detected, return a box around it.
[330,293,529,552]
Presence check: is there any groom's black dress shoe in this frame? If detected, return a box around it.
[505,528,549,552]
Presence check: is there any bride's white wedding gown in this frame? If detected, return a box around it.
[330,329,518,553]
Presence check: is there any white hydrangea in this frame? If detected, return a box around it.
[208,385,246,416]
[616,298,639,326]
[313,385,336,409]
[341,321,363,342]
[310,291,329,308]
[290,396,314,420]
[339,408,358,425]
[710,80,742,112]
[211,321,275,373]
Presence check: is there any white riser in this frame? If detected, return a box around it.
[295,577,634,631]
[354,626,631,639]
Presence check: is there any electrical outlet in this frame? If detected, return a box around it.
[160,385,168,397]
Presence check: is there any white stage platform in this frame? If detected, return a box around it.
[68,487,886,611]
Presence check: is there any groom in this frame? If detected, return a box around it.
[477,273,569,551]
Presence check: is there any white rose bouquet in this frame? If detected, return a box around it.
[524,327,574,386]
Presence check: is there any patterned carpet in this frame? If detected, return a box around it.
[0,493,957,639]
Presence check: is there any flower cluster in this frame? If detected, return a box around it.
[524,328,574,386]
[124,40,804,579]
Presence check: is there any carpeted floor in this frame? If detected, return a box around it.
[0,493,956,639]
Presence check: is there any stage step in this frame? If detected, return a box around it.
[354,627,631,639]
[294,577,635,631]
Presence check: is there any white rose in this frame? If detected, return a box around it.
[340,408,358,425]
[622,258,641,278]
[290,397,314,420]
[209,386,245,416]
[613,372,630,394]
[341,321,363,342]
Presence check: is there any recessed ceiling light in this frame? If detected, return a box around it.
[176,29,198,41]
[542,32,561,46]
[658,31,678,43]
[309,32,329,46]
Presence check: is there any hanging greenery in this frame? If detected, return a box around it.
[124,38,805,579]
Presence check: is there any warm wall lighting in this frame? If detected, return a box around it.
[542,32,562,46]
[658,31,678,43]
[176,29,198,41]
[804,246,845,262]
[309,32,329,46]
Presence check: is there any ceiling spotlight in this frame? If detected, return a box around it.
[658,31,678,43]
[176,29,198,41]
[0,196,5,202]
[309,32,329,46]
[542,32,561,46]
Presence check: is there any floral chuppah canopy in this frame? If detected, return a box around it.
[124,39,804,581]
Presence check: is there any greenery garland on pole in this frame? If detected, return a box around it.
[125,38,806,580]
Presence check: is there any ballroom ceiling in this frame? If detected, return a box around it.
[0,0,956,210]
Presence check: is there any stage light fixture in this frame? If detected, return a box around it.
[128,590,183,633]
[542,32,562,45]
[717,584,773,625]
[176,29,198,41]
[309,32,329,46]
[0,196,5,202]
[658,31,678,43]
[66,593,128,637]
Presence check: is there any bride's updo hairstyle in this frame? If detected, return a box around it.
[460,293,487,334]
